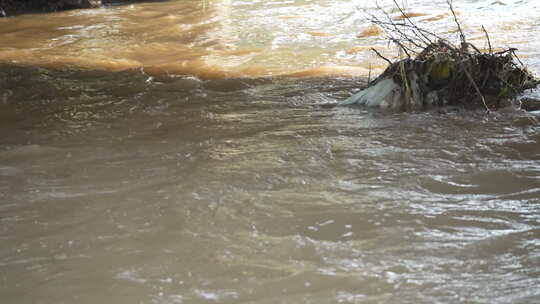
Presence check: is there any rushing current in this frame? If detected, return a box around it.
[1,0,540,303]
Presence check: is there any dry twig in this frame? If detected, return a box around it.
[481,25,492,54]
[371,48,393,66]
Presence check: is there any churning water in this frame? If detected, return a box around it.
[1,0,540,303]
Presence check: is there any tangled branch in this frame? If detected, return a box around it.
[349,1,540,111]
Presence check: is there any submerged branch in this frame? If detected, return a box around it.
[464,68,490,113]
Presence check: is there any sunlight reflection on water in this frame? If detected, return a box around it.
[0,0,538,76]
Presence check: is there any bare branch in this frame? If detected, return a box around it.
[371,48,393,66]
[369,6,426,50]
[481,25,492,54]
[392,38,412,58]
[464,68,490,113]
[371,20,448,44]
[447,0,466,45]
[510,49,525,67]
[368,63,372,85]
[391,0,433,46]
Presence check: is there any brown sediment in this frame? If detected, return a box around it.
[424,13,448,22]
[393,12,429,20]
[0,50,141,71]
[424,10,460,22]
[346,46,372,54]
[357,25,383,38]
[143,63,373,80]
[442,27,461,34]
[284,66,370,78]
[278,15,303,20]
[143,61,246,80]
[216,48,262,57]
[307,32,332,37]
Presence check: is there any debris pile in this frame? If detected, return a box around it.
[341,0,539,112]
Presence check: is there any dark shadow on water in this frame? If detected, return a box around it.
[0,0,170,17]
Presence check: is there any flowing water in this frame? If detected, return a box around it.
[1,0,540,303]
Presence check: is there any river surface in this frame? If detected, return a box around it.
[1,0,540,303]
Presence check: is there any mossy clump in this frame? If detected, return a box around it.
[385,40,538,110]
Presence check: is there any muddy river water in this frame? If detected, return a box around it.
[1,0,540,303]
